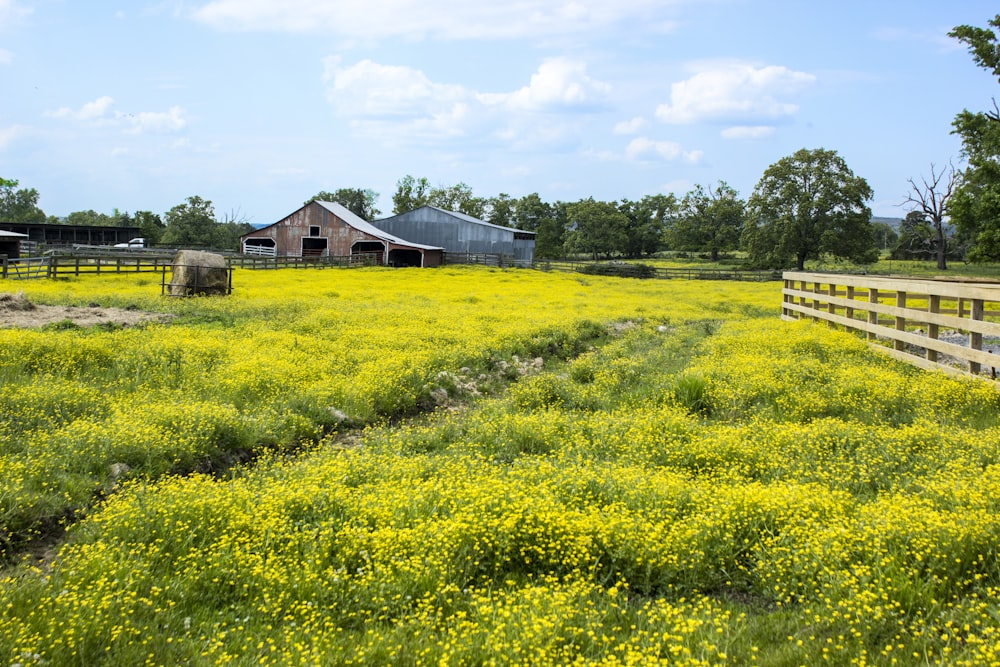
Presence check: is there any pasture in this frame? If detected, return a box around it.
[1,266,998,666]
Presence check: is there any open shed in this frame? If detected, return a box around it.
[240,201,443,267]
[372,206,535,266]
[0,230,28,259]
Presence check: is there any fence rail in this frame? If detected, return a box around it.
[538,260,780,281]
[782,271,1000,380]
[1,256,51,279]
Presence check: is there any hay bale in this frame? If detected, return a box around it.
[168,250,230,296]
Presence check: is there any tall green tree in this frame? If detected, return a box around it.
[742,148,877,270]
[670,182,744,261]
[133,210,166,245]
[0,178,46,222]
[949,15,1000,261]
[512,193,552,232]
[486,193,515,228]
[566,198,628,260]
[161,196,219,248]
[427,182,487,218]
[307,188,380,221]
[617,194,675,258]
[392,175,431,214]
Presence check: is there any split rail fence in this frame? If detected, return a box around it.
[782,271,1000,381]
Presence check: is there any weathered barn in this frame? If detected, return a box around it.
[240,201,443,267]
[372,206,535,266]
[0,222,141,249]
[0,230,27,259]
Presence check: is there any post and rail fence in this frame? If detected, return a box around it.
[782,271,1000,381]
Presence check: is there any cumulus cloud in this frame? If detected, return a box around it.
[720,125,775,140]
[625,137,702,163]
[0,123,27,149]
[613,117,647,135]
[0,0,31,28]
[44,97,187,133]
[478,58,610,112]
[189,0,678,40]
[323,56,608,147]
[656,61,815,125]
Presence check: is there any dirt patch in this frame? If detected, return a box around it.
[0,292,172,329]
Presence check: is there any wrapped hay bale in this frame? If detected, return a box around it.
[168,250,230,296]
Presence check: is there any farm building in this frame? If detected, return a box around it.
[0,222,141,249]
[372,206,535,266]
[240,201,443,267]
[0,230,27,259]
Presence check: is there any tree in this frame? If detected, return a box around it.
[512,193,552,232]
[161,196,219,247]
[392,175,431,214]
[891,210,936,260]
[485,193,515,228]
[307,188,380,221]
[565,198,628,260]
[0,178,46,222]
[949,15,1000,261]
[902,163,956,270]
[742,148,878,270]
[133,210,166,245]
[65,210,116,227]
[670,182,744,261]
[617,194,675,258]
[427,182,487,218]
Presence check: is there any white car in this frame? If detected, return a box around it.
[114,238,145,249]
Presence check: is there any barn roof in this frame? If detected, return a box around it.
[314,201,442,250]
[384,206,535,237]
[0,230,28,238]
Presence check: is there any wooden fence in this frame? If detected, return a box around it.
[538,260,780,281]
[782,271,1000,380]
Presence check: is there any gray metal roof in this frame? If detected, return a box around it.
[314,201,444,251]
[0,230,28,238]
[381,206,535,236]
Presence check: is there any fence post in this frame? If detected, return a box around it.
[970,299,984,375]
[894,291,907,351]
[927,295,940,363]
[867,288,879,341]
[846,286,855,324]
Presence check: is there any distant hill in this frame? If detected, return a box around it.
[872,216,903,229]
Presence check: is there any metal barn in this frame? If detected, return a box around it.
[372,206,535,266]
[240,201,443,267]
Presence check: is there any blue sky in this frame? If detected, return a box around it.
[1,0,997,224]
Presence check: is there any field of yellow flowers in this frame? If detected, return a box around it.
[1,266,999,666]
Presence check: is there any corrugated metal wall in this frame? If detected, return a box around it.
[374,208,534,263]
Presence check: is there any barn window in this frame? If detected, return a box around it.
[309,225,321,237]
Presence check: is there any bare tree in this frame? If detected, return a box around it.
[903,162,956,270]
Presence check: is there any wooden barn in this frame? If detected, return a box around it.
[240,201,443,267]
[372,206,535,266]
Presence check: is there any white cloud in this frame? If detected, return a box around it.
[613,117,647,135]
[323,56,607,147]
[625,137,702,163]
[720,125,775,140]
[478,58,610,112]
[0,123,27,149]
[656,61,815,125]
[44,97,187,133]
[122,106,187,134]
[189,0,679,40]
[0,0,31,29]
[46,96,116,122]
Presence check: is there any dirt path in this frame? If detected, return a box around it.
[0,292,172,329]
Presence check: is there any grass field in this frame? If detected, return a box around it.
[1,266,999,666]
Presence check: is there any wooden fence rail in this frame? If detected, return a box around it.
[538,260,780,281]
[782,271,1000,380]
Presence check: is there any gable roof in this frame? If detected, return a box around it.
[386,205,536,237]
[243,201,443,251]
[314,201,443,250]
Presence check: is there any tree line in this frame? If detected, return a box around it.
[3,13,999,269]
